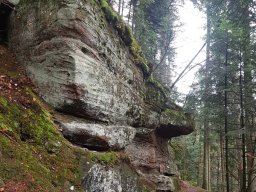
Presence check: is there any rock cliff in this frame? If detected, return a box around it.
[0,0,197,191]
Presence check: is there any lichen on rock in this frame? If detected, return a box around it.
[83,163,140,192]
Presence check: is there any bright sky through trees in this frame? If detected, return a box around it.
[174,0,206,95]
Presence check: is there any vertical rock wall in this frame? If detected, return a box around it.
[7,0,194,191]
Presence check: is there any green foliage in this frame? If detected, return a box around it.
[184,1,256,190]
[162,108,195,130]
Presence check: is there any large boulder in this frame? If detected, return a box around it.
[56,116,136,151]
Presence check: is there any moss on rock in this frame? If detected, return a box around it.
[98,0,150,77]
[0,93,58,144]
[89,151,119,166]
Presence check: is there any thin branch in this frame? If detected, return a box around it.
[170,42,206,90]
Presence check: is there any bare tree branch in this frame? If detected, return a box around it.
[170,42,206,90]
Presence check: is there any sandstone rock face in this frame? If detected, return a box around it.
[84,164,123,192]
[83,164,139,192]
[8,0,193,134]
[125,128,179,177]
[9,0,146,126]
[8,0,194,191]
[147,174,176,191]
[57,117,136,151]
[125,128,180,191]
[8,0,193,131]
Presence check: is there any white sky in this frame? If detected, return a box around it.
[173,0,206,95]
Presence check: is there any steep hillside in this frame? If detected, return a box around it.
[0,45,87,191]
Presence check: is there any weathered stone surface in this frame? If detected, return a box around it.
[147,174,176,192]
[57,117,136,151]
[8,0,193,135]
[126,128,178,177]
[83,164,139,192]
[45,141,62,154]
[125,128,180,191]
[168,145,180,177]
[9,0,147,126]
[157,109,194,138]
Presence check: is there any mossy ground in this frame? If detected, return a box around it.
[0,46,87,192]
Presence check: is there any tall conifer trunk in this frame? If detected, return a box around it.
[202,4,211,191]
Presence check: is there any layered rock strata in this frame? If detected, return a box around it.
[8,0,194,191]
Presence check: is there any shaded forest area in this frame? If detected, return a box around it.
[108,0,256,191]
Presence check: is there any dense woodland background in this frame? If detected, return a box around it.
[107,0,256,191]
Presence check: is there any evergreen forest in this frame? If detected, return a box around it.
[109,0,256,191]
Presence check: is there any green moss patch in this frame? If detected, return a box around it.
[144,75,169,110]
[89,151,119,166]
[146,75,168,97]
[0,92,88,191]
[163,109,187,121]
[162,109,193,126]
[0,133,87,191]
[0,93,57,144]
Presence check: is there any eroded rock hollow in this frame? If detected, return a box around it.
[7,0,194,191]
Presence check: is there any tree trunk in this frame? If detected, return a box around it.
[127,0,132,25]
[239,47,247,192]
[118,0,122,15]
[241,2,255,192]
[202,119,210,190]
[121,0,125,17]
[131,0,136,31]
[220,131,225,192]
[202,5,211,191]
[224,30,230,192]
